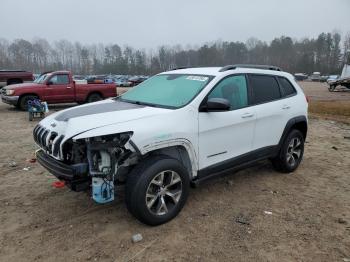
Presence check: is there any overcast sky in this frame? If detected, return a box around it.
[1,0,349,48]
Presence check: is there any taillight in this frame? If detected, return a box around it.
[305,95,310,103]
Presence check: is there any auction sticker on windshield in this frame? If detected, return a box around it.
[186,76,208,82]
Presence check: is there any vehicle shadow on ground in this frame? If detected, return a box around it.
[32,161,278,228]
[193,160,276,187]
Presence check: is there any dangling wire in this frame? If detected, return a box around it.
[100,177,113,200]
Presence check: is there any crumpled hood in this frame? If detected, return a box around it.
[3,83,43,90]
[39,99,170,140]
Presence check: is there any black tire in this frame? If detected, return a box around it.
[271,129,305,173]
[19,95,38,111]
[125,155,190,226]
[86,93,102,103]
[328,85,336,92]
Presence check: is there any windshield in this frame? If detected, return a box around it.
[119,74,213,108]
[34,73,51,84]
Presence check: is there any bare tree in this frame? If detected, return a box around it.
[0,32,346,75]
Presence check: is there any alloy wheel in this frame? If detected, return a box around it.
[286,137,302,167]
[145,170,182,216]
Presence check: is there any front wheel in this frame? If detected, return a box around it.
[125,155,190,226]
[19,95,38,111]
[271,129,305,173]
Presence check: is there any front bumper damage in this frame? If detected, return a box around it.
[36,150,90,192]
[34,124,136,203]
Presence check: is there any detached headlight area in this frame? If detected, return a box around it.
[58,131,135,203]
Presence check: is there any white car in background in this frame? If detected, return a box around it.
[327,75,339,84]
[34,64,308,225]
[310,72,321,81]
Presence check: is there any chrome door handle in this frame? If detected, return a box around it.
[282,105,291,109]
[66,86,72,89]
[241,113,254,118]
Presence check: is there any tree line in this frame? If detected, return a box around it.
[0,32,349,76]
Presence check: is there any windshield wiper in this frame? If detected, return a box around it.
[117,98,157,107]
[133,101,157,107]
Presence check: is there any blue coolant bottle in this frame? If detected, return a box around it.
[92,177,114,204]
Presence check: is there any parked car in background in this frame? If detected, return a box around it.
[326,75,339,84]
[73,75,86,81]
[1,70,116,110]
[86,75,105,84]
[0,70,34,88]
[294,73,308,81]
[86,75,114,84]
[114,77,131,87]
[320,75,329,82]
[128,76,148,86]
[310,72,321,81]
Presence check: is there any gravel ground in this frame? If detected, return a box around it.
[300,81,350,101]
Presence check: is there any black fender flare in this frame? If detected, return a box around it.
[277,116,307,152]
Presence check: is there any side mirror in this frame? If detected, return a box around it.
[200,98,230,112]
[47,81,53,85]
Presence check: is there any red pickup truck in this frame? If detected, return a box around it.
[1,71,117,110]
[0,70,34,87]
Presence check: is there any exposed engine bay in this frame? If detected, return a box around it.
[58,132,138,203]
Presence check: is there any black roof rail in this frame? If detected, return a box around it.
[170,66,191,71]
[219,64,282,72]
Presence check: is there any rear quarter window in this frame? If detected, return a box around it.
[278,77,297,97]
[249,74,281,104]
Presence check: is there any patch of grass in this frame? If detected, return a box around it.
[308,100,350,124]
[309,100,350,116]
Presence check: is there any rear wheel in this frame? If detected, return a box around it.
[125,155,190,226]
[19,95,38,111]
[271,129,304,173]
[86,93,102,103]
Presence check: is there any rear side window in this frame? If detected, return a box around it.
[249,75,281,104]
[278,77,296,97]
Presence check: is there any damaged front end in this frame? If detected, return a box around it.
[36,131,139,203]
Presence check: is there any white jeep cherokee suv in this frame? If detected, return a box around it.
[34,65,308,225]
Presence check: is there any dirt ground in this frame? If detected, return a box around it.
[0,82,350,262]
[300,81,350,101]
